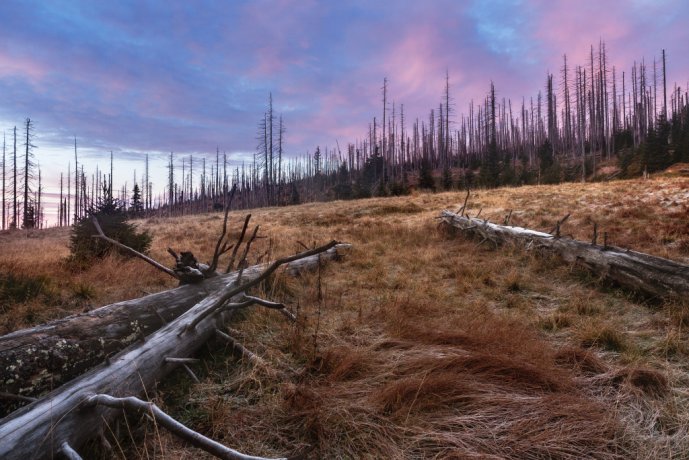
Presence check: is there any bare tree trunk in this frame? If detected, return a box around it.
[441,210,689,300]
[1,132,5,230]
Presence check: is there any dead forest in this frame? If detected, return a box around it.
[1,43,689,230]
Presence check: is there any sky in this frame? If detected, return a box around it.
[1,0,688,225]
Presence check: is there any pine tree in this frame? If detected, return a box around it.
[69,182,151,262]
[130,183,144,215]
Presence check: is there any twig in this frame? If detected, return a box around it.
[85,394,285,460]
[225,214,252,273]
[215,330,267,367]
[550,213,571,237]
[207,184,237,275]
[504,209,512,226]
[60,442,83,460]
[457,189,470,216]
[92,217,180,280]
[0,391,37,403]
[235,225,260,284]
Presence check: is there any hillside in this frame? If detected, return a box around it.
[2,176,689,458]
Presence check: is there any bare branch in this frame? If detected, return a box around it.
[226,214,252,273]
[207,184,238,275]
[86,394,285,460]
[216,330,268,368]
[60,442,83,460]
[457,189,470,216]
[0,391,36,403]
[235,225,260,284]
[217,295,295,322]
[92,217,179,280]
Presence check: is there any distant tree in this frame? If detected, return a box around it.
[313,147,321,175]
[22,119,36,229]
[22,204,35,230]
[130,183,144,215]
[418,157,435,190]
[290,182,300,205]
[11,127,17,229]
[441,165,453,190]
[2,131,5,230]
[332,162,353,200]
[356,148,385,197]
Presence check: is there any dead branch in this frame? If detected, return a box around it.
[226,214,252,273]
[457,189,470,216]
[86,394,284,460]
[216,329,268,368]
[92,217,180,280]
[60,442,83,460]
[207,184,238,275]
[549,213,571,237]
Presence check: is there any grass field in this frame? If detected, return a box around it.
[2,175,689,458]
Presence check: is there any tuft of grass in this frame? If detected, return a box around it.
[504,269,524,292]
[70,282,97,300]
[0,273,53,304]
[554,346,608,375]
[580,324,628,352]
[609,366,669,397]
[539,312,574,331]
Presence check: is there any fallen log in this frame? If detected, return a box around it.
[440,210,689,300]
[0,241,339,459]
[0,244,350,413]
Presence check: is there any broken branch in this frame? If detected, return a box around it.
[92,216,180,280]
[86,394,284,460]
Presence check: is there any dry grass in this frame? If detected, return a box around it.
[3,175,689,458]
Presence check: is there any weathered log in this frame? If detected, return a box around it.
[0,244,350,413]
[0,242,339,459]
[440,210,689,300]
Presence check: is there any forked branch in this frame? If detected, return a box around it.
[226,214,252,273]
[207,184,238,275]
[186,240,339,330]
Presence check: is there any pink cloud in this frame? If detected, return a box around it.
[0,52,48,81]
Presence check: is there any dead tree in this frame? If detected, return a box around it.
[441,209,689,300]
[0,242,338,459]
[0,203,342,457]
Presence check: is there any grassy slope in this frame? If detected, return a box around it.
[2,175,689,458]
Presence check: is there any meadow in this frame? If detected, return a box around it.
[1,174,689,458]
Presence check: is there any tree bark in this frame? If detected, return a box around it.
[0,244,350,413]
[440,210,689,300]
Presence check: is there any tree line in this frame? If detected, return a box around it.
[1,118,42,230]
[2,42,688,229]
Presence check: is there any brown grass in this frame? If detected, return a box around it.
[3,175,689,457]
